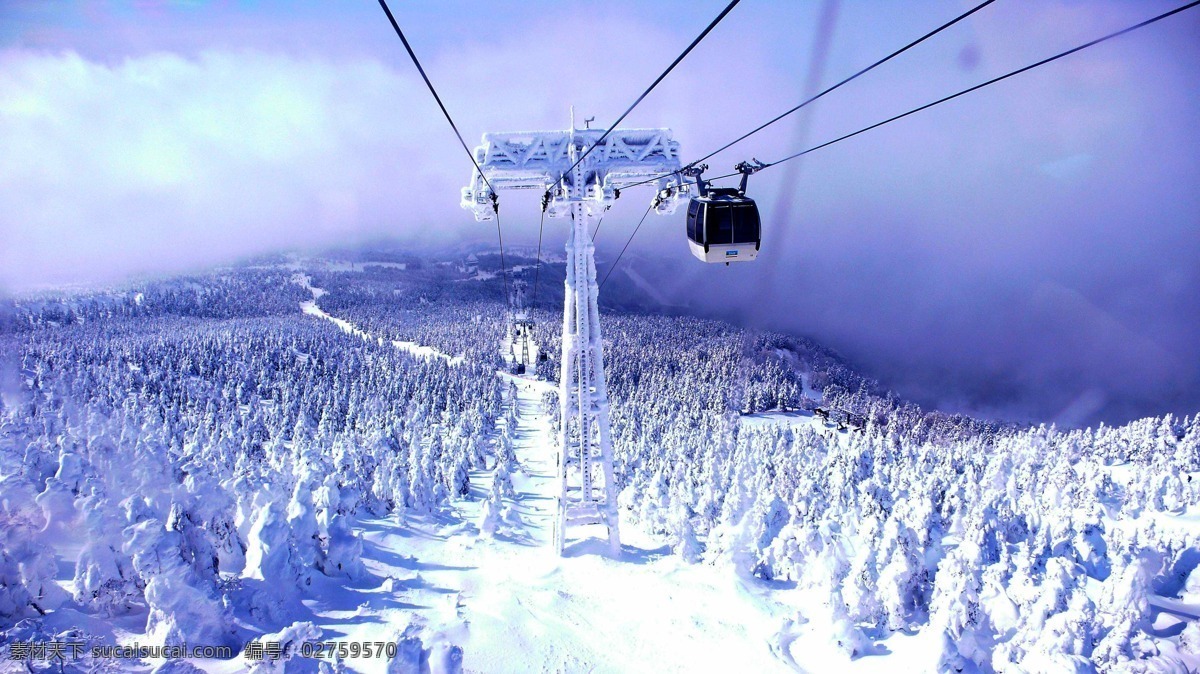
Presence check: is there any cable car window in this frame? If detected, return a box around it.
[732,205,759,243]
[704,205,733,245]
[687,201,700,241]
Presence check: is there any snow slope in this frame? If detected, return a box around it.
[349,377,792,673]
[8,263,1198,673]
[290,272,1200,674]
[291,282,798,673]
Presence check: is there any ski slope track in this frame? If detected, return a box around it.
[295,282,800,673]
[298,276,465,367]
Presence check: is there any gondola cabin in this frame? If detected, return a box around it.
[685,187,760,263]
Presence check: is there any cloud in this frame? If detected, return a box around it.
[0,49,452,288]
[643,1,1200,426]
[0,6,792,289]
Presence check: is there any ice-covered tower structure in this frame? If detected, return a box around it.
[462,112,686,555]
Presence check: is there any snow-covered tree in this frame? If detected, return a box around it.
[321,513,365,580]
[124,518,235,648]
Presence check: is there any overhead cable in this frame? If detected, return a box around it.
[377,0,510,309]
[565,0,742,176]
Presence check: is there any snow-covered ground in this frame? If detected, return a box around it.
[7,263,1200,673]
[280,274,1200,673]
[289,278,799,672]
[281,370,989,674]
[319,377,796,673]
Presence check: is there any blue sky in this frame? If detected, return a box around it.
[2,0,1198,426]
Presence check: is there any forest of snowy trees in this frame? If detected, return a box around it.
[1,269,502,669]
[2,259,1198,672]
[544,302,1199,670]
[311,266,508,367]
[609,362,1200,670]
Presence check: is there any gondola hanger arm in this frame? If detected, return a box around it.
[681,164,710,197]
[733,158,767,194]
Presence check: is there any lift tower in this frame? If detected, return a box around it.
[462,113,685,555]
[508,278,534,374]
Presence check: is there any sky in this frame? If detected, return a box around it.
[1,0,1197,427]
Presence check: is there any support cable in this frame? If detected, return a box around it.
[494,209,511,312]
[602,0,1200,280]
[565,0,742,176]
[377,0,510,309]
[531,206,546,306]
[599,205,654,290]
[618,0,997,193]
[728,0,1200,178]
[590,213,607,242]
[691,0,996,168]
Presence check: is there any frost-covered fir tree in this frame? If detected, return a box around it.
[124,518,235,648]
[0,475,66,621]
[478,484,503,539]
[670,502,703,563]
[286,478,323,585]
[321,513,365,580]
[73,495,139,615]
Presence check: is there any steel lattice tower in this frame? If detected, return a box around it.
[462,111,685,555]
